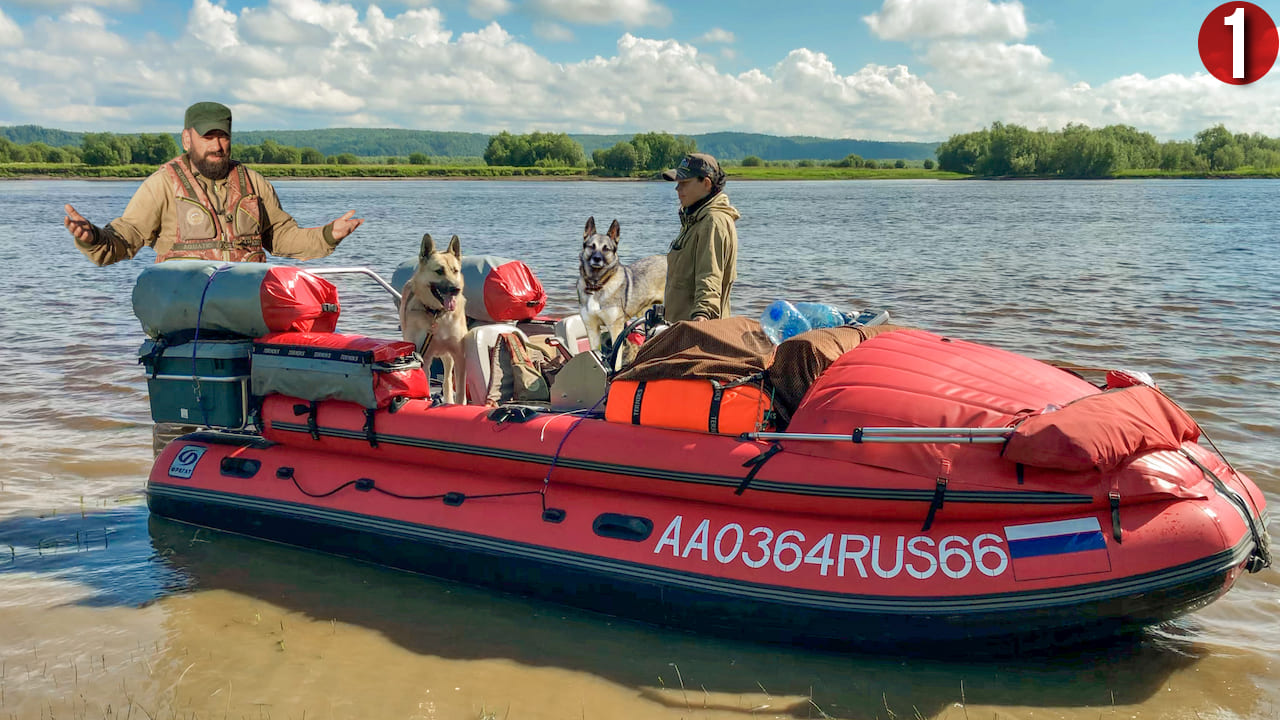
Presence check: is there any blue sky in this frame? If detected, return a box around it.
[0,0,1273,141]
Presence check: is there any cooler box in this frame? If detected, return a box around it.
[138,338,253,428]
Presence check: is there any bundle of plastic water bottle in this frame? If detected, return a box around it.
[760,300,890,344]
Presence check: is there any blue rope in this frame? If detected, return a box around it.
[541,393,607,489]
[190,264,233,427]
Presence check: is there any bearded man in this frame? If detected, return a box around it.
[64,101,362,265]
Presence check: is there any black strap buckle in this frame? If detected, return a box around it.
[363,408,379,448]
[921,477,948,532]
[735,443,783,496]
[1109,491,1122,543]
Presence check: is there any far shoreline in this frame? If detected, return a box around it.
[5,164,1276,181]
[0,162,963,182]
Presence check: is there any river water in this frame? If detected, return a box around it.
[0,177,1276,719]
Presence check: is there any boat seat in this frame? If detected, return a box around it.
[463,322,527,405]
[553,314,590,356]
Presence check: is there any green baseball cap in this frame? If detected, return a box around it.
[184,101,232,136]
[663,152,723,182]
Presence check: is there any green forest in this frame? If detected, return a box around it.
[936,122,1280,177]
[5,121,1280,179]
[0,124,938,163]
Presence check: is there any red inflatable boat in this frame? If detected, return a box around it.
[143,275,1272,651]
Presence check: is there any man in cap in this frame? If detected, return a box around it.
[64,101,363,265]
[661,152,739,322]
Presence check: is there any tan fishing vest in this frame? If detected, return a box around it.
[158,156,265,263]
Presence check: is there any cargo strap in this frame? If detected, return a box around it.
[293,402,320,440]
[630,382,647,424]
[1108,473,1122,543]
[735,443,783,495]
[921,459,952,532]
[140,336,171,379]
[1180,448,1272,570]
[191,265,234,428]
[708,380,725,434]
[710,373,766,435]
[1109,491,1122,543]
[363,408,379,448]
[921,477,947,532]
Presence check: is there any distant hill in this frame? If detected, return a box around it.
[1,125,939,161]
[1,124,87,147]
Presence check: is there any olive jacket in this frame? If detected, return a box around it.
[664,191,740,322]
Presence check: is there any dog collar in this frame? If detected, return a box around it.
[581,262,619,294]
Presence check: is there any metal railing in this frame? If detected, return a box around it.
[743,427,1011,444]
[308,267,402,307]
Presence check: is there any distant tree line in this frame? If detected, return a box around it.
[0,127,938,172]
[0,131,447,167]
[937,122,1280,177]
[2,123,942,163]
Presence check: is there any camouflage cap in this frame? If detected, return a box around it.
[184,101,232,136]
[663,153,723,182]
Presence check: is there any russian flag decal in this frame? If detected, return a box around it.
[1003,517,1111,581]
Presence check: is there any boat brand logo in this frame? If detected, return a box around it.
[168,445,208,479]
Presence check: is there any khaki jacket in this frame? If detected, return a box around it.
[75,156,339,266]
[664,191,740,322]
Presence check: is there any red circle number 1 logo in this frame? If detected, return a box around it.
[1199,2,1279,84]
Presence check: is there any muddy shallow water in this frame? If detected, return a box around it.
[1,178,1276,719]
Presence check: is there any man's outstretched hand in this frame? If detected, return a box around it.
[330,210,364,241]
[64,204,96,244]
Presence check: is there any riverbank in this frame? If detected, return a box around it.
[0,161,967,181]
[9,161,1279,181]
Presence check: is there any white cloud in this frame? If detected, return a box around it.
[469,0,512,20]
[59,7,110,27]
[241,77,364,112]
[5,0,140,7]
[240,5,332,46]
[533,21,574,42]
[865,0,1027,41]
[30,9,130,57]
[697,27,734,44]
[0,0,1277,142]
[187,0,239,50]
[924,41,1051,92]
[528,0,671,27]
[0,9,23,47]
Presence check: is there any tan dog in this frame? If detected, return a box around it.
[400,233,468,404]
[576,216,666,355]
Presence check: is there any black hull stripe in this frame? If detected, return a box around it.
[269,421,1092,505]
[148,483,1249,615]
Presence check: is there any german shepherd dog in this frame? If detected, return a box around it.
[576,216,666,355]
[400,233,468,404]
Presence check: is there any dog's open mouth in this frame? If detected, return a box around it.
[431,284,460,312]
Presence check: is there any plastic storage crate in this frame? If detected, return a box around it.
[138,338,253,428]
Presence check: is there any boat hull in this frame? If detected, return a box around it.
[147,431,1258,653]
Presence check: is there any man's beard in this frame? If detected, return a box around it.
[191,152,231,180]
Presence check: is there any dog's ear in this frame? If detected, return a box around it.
[607,219,620,242]
[419,233,435,260]
[447,234,461,258]
[583,216,596,240]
